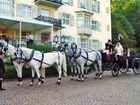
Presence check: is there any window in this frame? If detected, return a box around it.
[92,40,99,50]
[77,14,83,27]
[77,14,91,28]
[21,5,32,18]
[0,0,13,15]
[106,25,110,31]
[92,0,100,13]
[62,13,71,25]
[40,9,50,17]
[92,20,101,31]
[63,0,72,5]
[79,0,86,9]
[84,14,91,28]
[106,7,109,13]
[81,38,88,49]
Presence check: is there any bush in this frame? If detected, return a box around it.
[132,47,140,57]
[28,44,56,52]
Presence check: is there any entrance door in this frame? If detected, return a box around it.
[41,32,51,44]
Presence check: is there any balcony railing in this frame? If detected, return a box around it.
[35,15,62,27]
[34,0,63,7]
[77,26,92,36]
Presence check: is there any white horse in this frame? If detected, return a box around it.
[15,47,67,86]
[0,39,45,86]
[59,42,102,81]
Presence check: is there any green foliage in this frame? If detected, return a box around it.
[4,64,58,79]
[28,44,56,53]
[111,0,140,48]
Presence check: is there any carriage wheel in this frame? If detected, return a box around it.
[132,58,140,75]
[111,63,119,77]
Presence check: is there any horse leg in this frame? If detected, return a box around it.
[29,68,35,86]
[14,63,23,86]
[84,67,89,79]
[39,68,45,83]
[74,63,78,80]
[70,64,74,80]
[35,68,42,87]
[93,62,99,79]
[97,60,102,79]
[80,64,85,81]
[76,64,81,81]
[56,65,62,85]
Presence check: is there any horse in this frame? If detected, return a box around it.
[15,47,67,86]
[59,42,102,81]
[0,39,45,86]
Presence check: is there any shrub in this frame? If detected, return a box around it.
[28,44,56,52]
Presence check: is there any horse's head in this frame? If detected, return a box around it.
[0,39,8,53]
[14,47,23,58]
[58,42,69,52]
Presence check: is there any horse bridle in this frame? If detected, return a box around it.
[0,43,8,53]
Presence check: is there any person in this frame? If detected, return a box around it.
[25,33,30,47]
[105,39,114,63]
[125,48,134,69]
[114,42,124,60]
[0,51,6,91]
[28,33,34,45]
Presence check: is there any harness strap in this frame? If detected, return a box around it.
[25,49,35,62]
[74,48,82,59]
[84,51,88,66]
[95,51,102,60]
[39,52,44,69]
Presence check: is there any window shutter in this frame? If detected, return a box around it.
[88,39,92,50]
[37,7,41,16]
[98,22,101,31]
[32,6,37,18]
[70,15,75,26]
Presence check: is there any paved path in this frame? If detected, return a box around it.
[0,71,140,105]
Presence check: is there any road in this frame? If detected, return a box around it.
[0,71,140,105]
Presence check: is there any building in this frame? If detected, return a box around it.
[0,0,111,50]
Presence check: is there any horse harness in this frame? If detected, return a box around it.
[71,45,101,67]
[21,49,61,69]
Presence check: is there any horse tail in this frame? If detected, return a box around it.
[61,52,67,76]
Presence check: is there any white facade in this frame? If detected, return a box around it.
[0,0,111,50]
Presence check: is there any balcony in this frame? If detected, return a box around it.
[77,26,92,37]
[35,15,62,28]
[34,0,63,8]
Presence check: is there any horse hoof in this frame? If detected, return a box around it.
[71,78,74,80]
[56,82,61,85]
[29,84,33,86]
[37,85,41,88]
[94,77,98,79]
[41,81,44,84]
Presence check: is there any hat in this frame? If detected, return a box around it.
[0,51,4,55]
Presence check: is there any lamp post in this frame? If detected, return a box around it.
[60,35,65,44]
[19,19,22,47]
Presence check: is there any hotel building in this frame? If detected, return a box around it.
[0,0,111,50]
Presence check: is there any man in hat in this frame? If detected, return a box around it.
[0,51,6,90]
[105,39,115,63]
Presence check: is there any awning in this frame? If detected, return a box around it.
[0,15,53,31]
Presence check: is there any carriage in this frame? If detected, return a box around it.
[101,51,140,77]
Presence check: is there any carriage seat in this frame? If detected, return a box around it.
[116,55,133,68]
